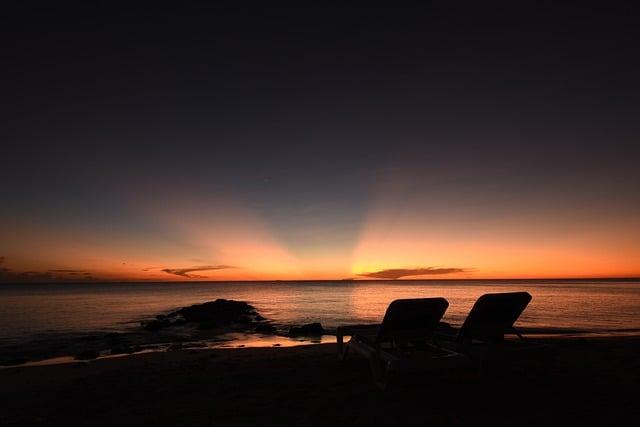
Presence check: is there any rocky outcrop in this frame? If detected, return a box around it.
[141,299,268,332]
[255,323,277,334]
[167,342,207,351]
[288,323,324,337]
[74,349,100,360]
[109,345,137,355]
[143,319,172,331]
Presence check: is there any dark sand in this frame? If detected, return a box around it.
[2,336,639,426]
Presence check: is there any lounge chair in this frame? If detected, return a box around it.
[336,298,461,389]
[438,291,551,370]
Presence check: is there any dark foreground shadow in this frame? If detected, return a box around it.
[1,336,640,426]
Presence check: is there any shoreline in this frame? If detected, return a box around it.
[0,333,337,369]
[2,335,639,426]
[3,327,640,370]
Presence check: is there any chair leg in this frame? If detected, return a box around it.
[369,354,391,391]
[336,328,349,360]
[339,342,350,361]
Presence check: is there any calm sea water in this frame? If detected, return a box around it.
[1,280,640,351]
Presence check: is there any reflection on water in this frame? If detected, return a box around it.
[1,280,640,349]
[0,333,336,369]
[217,332,336,348]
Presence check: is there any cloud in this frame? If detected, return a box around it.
[48,269,96,279]
[0,269,56,282]
[0,270,98,282]
[49,269,85,273]
[358,267,467,280]
[0,257,15,281]
[0,258,97,283]
[161,265,234,278]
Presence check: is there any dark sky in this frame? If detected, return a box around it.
[2,1,639,281]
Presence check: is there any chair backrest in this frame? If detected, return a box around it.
[376,297,449,345]
[456,292,532,344]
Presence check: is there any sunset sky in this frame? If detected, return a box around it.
[2,2,639,282]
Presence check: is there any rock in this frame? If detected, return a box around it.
[255,323,277,334]
[289,322,324,337]
[171,299,257,324]
[140,344,161,350]
[104,332,123,341]
[110,346,136,355]
[172,318,187,326]
[183,342,207,349]
[80,335,99,341]
[237,315,253,324]
[255,314,266,321]
[169,342,207,351]
[144,299,265,332]
[197,321,218,330]
[75,350,100,360]
[1,358,29,366]
[142,319,171,331]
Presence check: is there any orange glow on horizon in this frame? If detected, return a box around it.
[2,186,639,282]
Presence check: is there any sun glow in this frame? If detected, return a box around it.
[2,184,639,282]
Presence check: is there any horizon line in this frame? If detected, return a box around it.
[1,276,640,285]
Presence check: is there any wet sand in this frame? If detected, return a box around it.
[1,336,639,426]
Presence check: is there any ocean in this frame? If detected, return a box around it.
[1,279,640,362]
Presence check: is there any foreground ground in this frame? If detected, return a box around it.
[1,336,639,426]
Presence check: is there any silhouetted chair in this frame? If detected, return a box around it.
[438,292,551,370]
[337,298,460,389]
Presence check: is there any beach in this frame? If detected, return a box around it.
[2,335,639,426]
